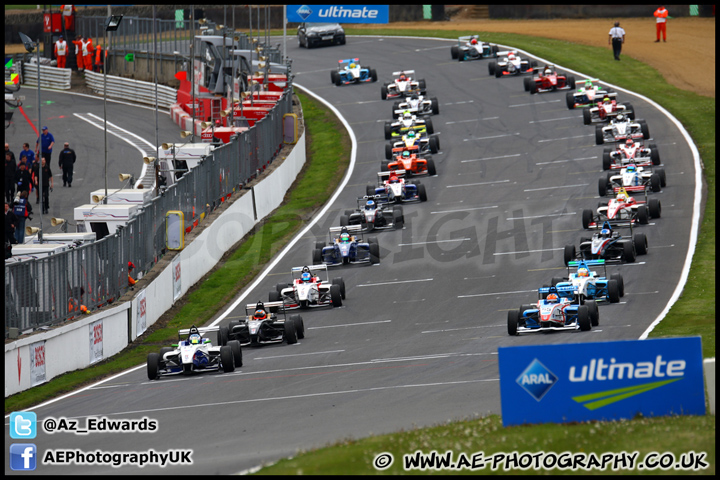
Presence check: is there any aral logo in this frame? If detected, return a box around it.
[516,358,558,401]
[296,5,313,22]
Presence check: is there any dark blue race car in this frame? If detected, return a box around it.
[508,285,599,336]
[331,58,378,86]
[312,225,380,266]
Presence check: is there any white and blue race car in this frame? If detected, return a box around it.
[331,58,378,86]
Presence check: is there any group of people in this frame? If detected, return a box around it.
[607,6,671,61]
[53,34,104,73]
[4,132,76,245]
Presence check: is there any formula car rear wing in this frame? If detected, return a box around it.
[339,58,360,65]
[329,225,363,235]
[537,284,577,299]
[391,145,420,155]
[567,259,608,276]
[245,300,287,316]
[178,326,220,336]
[377,170,408,181]
[392,70,415,76]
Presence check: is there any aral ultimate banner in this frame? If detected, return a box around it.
[287,5,389,24]
[497,337,705,426]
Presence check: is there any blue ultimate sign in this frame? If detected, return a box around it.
[287,5,389,24]
[497,337,705,427]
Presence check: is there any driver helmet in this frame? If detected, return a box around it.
[616,114,625,122]
[508,53,515,60]
[254,309,267,320]
[585,79,593,88]
[546,293,559,303]
[399,74,406,81]
[578,267,590,278]
[349,63,356,69]
[189,333,202,345]
[365,199,375,210]
[407,130,416,138]
[616,192,627,202]
[603,97,611,103]
[626,164,637,173]
[411,93,419,100]
[389,173,399,183]
[301,272,312,283]
[544,67,552,75]
[600,228,611,239]
[403,111,413,120]
[470,38,478,45]
[626,138,634,146]
[340,232,350,243]
[402,150,411,158]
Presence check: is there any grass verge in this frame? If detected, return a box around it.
[4,91,350,414]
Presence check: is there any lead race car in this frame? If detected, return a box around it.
[507,285,597,336]
[602,138,661,170]
[227,301,305,347]
[331,58,377,86]
[271,265,345,310]
[367,170,428,204]
[488,50,537,77]
[566,78,616,109]
[341,195,405,231]
[313,225,380,266]
[564,221,647,265]
[450,35,499,61]
[582,187,661,229]
[552,259,624,304]
[523,64,576,94]
[146,325,242,380]
[381,70,426,100]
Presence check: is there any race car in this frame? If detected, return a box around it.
[146,325,242,380]
[367,170,428,204]
[523,65,576,94]
[488,51,537,77]
[582,187,661,229]
[566,78,616,109]
[391,93,439,117]
[551,260,624,304]
[602,139,661,170]
[450,35,499,61]
[270,265,344,309]
[331,58,378,86]
[598,164,666,197]
[312,225,380,266]
[227,301,305,347]
[385,129,439,159]
[384,110,434,139]
[507,285,597,336]
[340,195,405,231]
[595,115,650,144]
[383,147,437,176]
[583,97,635,124]
[381,70,426,100]
[564,221,648,265]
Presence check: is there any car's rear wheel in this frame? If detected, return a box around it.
[650,144,660,165]
[582,209,594,229]
[340,215,349,227]
[269,290,281,303]
[622,241,636,263]
[567,75,576,89]
[564,244,576,266]
[650,173,661,192]
[648,198,661,218]
[602,148,613,170]
[595,125,605,145]
[218,326,229,346]
[384,122,392,140]
[312,248,323,265]
[634,233,648,255]
[429,136,439,153]
[583,107,592,125]
[637,205,649,224]
[424,118,434,134]
[641,120,650,139]
[598,176,609,197]
[385,143,393,160]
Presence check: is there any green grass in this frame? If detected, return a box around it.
[4,91,350,414]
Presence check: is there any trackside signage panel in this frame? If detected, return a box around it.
[497,337,705,427]
[287,5,389,24]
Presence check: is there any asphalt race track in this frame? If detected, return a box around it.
[4,36,698,475]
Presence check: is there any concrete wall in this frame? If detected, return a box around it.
[5,132,306,398]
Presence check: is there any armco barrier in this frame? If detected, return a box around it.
[84,70,177,110]
[4,132,306,398]
[22,61,72,90]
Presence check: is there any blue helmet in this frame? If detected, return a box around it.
[301,272,312,282]
[626,164,636,173]
[365,199,375,210]
[600,228,611,238]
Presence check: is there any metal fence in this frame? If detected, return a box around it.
[5,87,293,337]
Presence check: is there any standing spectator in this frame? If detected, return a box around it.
[54,35,68,69]
[18,143,36,171]
[608,21,626,61]
[58,142,76,187]
[15,162,33,201]
[81,36,94,72]
[13,191,32,244]
[5,202,18,245]
[30,159,40,204]
[654,6,669,42]
[5,143,16,164]
[5,152,17,203]
[36,126,55,165]
[73,35,84,72]
[94,44,104,73]
[40,157,54,214]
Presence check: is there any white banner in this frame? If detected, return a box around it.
[30,341,47,387]
[89,319,103,364]
[137,289,147,336]
[173,256,182,301]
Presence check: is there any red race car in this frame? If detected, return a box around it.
[524,65,576,94]
[382,147,436,177]
[582,188,661,229]
[583,98,635,124]
[602,139,661,170]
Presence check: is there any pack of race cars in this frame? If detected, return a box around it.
[148,36,673,379]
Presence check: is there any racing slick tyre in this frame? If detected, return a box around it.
[369,242,380,265]
[624,103,635,120]
[228,321,240,339]
[340,215,349,227]
[650,173,661,192]
[637,205,650,225]
[330,284,343,307]
[366,184,376,196]
[494,65,503,78]
[491,45,499,57]
[290,315,305,339]
[417,183,428,202]
[598,176,610,197]
[488,61,496,76]
[392,207,404,229]
[426,158,437,176]
[381,160,390,172]
[381,84,388,100]
[602,148,613,170]
[567,75,576,89]
[332,277,346,299]
[611,273,625,297]
[220,345,235,372]
[551,277,564,287]
[650,144,660,165]
[429,136,439,154]
[269,290,281,303]
[656,168,667,187]
[392,101,402,114]
[634,233,648,255]
[607,280,620,304]
[523,76,531,92]
[577,306,592,331]
[330,70,338,84]
[335,75,342,87]
[566,92,576,110]
[371,69,378,82]
[451,45,458,59]
[419,79,427,91]
[530,83,538,95]
[507,309,519,336]
[622,241,637,263]
[218,326,229,346]
[425,117,434,134]
[283,320,298,345]
[312,248,323,265]
[385,143,393,160]
[640,120,650,139]
[583,107,592,125]
[228,340,242,367]
[147,353,160,380]
[431,98,440,115]
[582,209,594,229]
[648,198,661,218]
[595,125,605,145]
[585,300,600,327]
[564,244,576,266]
[384,123,393,140]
